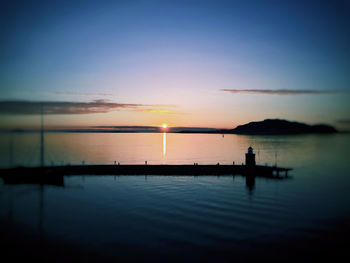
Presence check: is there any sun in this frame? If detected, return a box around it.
[162,124,167,129]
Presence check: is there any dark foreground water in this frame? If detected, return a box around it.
[1,133,350,262]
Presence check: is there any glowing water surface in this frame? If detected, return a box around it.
[0,133,349,261]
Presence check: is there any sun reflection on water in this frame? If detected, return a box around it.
[163,132,166,157]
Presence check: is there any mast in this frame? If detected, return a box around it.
[9,132,13,167]
[40,103,44,167]
[275,151,277,167]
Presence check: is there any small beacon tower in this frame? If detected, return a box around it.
[245,146,256,167]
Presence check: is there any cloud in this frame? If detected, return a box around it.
[220,89,344,95]
[0,100,173,115]
[51,91,116,97]
[92,126,158,129]
[133,108,178,114]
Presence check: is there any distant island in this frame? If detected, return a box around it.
[177,119,337,135]
[229,119,337,135]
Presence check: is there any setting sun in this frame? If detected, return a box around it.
[162,124,168,129]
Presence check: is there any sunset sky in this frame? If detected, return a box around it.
[1,0,350,130]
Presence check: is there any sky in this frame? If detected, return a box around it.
[1,0,350,130]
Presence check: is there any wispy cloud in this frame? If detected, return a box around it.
[50,91,117,97]
[220,89,344,95]
[92,126,158,129]
[0,100,174,115]
[133,108,178,114]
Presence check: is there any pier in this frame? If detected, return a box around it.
[0,147,292,185]
[0,164,292,186]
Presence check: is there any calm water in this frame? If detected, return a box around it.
[1,133,350,262]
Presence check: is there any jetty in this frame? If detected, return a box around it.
[0,147,292,186]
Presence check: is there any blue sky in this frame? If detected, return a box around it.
[1,0,349,129]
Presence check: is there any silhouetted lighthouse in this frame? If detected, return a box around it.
[245,146,256,167]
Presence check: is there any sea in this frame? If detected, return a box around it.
[0,132,349,262]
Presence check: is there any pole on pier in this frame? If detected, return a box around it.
[9,132,13,167]
[40,103,44,167]
[274,151,277,167]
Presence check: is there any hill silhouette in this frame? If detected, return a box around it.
[231,119,337,135]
